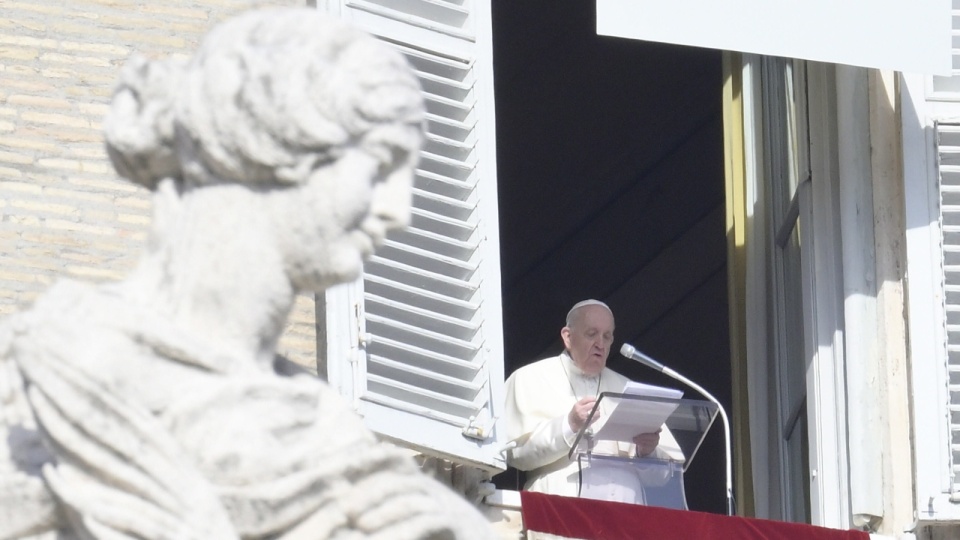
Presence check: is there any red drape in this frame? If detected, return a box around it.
[520,491,871,540]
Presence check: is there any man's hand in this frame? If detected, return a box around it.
[633,429,662,457]
[567,397,598,433]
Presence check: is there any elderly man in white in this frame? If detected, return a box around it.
[503,299,683,504]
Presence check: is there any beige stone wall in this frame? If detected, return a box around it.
[0,0,317,370]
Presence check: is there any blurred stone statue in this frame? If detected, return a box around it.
[0,8,493,539]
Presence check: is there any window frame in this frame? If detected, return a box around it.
[745,57,851,528]
[902,71,960,521]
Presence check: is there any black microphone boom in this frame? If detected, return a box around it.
[620,343,736,516]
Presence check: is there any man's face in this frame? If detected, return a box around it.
[561,305,615,377]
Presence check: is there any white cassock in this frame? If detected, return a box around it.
[503,352,684,504]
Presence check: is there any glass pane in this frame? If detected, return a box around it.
[789,60,810,189]
[764,54,811,522]
[763,57,795,225]
[932,5,960,93]
[933,75,960,95]
[784,61,801,197]
[785,410,811,523]
[780,224,806,417]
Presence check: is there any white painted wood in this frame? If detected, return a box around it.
[742,53,776,520]
[835,65,885,526]
[323,280,365,406]
[803,61,851,529]
[934,120,960,497]
[596,0,951,75]
[759,56,810,523]
[928,1,960,99]
[901,71,960,522]
[318,0,506,471]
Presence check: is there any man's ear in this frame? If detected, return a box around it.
[560,326,572,350]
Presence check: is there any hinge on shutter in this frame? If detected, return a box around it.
[462,408,496,441]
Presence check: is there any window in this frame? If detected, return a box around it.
[936,121,960,500]
[902,69,960,522]
[930,0,960,98]
[747,56,850,527]
[317,0,506,471]
[762,56,812,523]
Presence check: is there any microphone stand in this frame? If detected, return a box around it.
[621,344,735,516]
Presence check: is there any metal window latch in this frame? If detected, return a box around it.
[462,409,496,441]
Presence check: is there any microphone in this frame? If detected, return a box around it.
[620,343,666,372]
[620,343,736,516]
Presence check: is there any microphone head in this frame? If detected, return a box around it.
[620,342,666,372]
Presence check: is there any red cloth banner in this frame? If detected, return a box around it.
[520,491,871,540]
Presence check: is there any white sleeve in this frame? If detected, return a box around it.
[502,370,573,471]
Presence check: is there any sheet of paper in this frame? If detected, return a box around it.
[591,382,683,442]
[622,381,683,400]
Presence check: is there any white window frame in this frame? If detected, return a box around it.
[925,0,960,101]
[802,61,851,529]
[901,71,960,521]
[744,57,851,528]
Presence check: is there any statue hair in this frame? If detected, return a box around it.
[104,8,425,191]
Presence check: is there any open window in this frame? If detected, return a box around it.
[317,0,506,471]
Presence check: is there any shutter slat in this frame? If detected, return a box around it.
[395,42,474,82]
[425,131,475,152]
[380,226,478,262]
[345,0,473,40]
[365,257,478,300]
[367,293,479,334]
[412,191,476,222]
[419,151,477,183]
[366,375,484,418]
[410,208,475,241]
[365,274,479,315]
[425,93,474,122]
[366,335,479,376]
[360,390,471,428]
[369,355,483,394]
[376,239,479,280]
[419,74,472,102]
[413,185,477,211]
[416,169,474,200]
[423,138,474,162]
[426,115,473,143]
[366,311,480,352]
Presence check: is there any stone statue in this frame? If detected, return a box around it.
[0,8,494,539]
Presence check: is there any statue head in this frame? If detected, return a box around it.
[104,8,426,290]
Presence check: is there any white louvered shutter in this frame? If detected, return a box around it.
[317,0,506,470]
[937,121,960,497]
[932,0,960,95]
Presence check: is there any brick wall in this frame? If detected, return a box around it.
[0,0,317,370]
